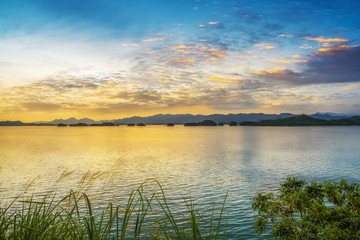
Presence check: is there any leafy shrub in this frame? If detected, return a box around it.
[252,176,360,239]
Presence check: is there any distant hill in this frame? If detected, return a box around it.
[0,121,27,126]
[2,112,358,126]
[111,113,295,124]
[0,121,51,126]
[240,115,360,126]
[110,112,354,125]
[37,117,99,125]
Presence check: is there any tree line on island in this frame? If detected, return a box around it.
[53,115,360,127]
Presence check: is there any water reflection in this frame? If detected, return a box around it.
[0,126,360,238]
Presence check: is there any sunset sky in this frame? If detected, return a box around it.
[1,0,360,121]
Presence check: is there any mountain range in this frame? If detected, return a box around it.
[0,112,357,126]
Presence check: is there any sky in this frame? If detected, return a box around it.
[0,0,360,121]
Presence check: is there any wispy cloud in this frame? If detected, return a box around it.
[302,36,348,43]
[254,43,274,49]
[1,0,360,119]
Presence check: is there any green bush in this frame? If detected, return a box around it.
[252,176,360,239]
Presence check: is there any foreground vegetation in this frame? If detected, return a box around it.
[0,180,227,240]
[252,177,360,239]
[2,176,359,239]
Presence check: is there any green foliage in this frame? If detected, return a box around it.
[252,176,360,239]
[0,181,227,239]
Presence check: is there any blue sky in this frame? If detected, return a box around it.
[0,0,360,121]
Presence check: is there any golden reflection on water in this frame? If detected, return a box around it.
[0,126,245,196]
[1,125,360,238]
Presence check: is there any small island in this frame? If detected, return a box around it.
[69,123,88,127]
[229,121,238,126]
[184,120,217,126]
[90,122,115,126]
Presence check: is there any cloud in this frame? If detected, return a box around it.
[278,34,291,37]
[142,38,165,42]
[300,45,360,84]
[264,23,283,31]
[22,102,62,112]
[342,84,360,90]
[142,44,228,68]
[234,11,262,23]
[302,36,348,43]
[265,59,291,64]
[207,76,241,83]
[253,45,360,85]
[210,100,262,110]
[254,43,274,49]
[253,68,300,80]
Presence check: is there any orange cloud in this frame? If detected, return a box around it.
[266,59,290,64]
[301,96,312,100]
[253,67,299,80]
[278,34,291,37]
[122,43,139,47]
[208,76,241,83]
[312,45,351,55]
[254,43,274,49]
[303,36,348,43]
[342,84,360,90]
[253,67,287,74]
[142,38,165,42]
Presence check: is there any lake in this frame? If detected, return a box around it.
[1,126,360,238]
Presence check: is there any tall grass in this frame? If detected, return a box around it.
[0,179,228,239]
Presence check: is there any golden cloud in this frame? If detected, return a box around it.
[312,45,351,55]
[253,67,299,80]
[142,38,165,42]
[254,43,274,49]
[207,76,241,83]
[342,84,360,90]
[278,34,291,37]
[303,36,348,43]
[266,59,290,64]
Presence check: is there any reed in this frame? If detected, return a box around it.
[0,180,228,239]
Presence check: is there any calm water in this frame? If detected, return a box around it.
[1,126,360,238]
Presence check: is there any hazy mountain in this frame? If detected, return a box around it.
[41,117,99,125]
[308,113,354,120]
[111,112,353,124]
[0,121,27,126]
[111,113,292,124]
[5,112,356,126]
